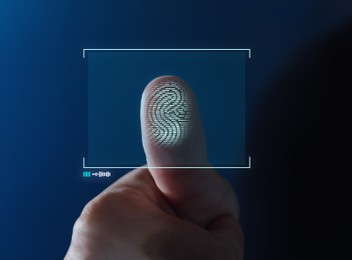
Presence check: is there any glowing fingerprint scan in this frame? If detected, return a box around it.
[147,81,192,147]
[87,50,247,167]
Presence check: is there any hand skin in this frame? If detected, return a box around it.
[65,76,244,259]
[64,167,244,260]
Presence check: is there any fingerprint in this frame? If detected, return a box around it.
[147,81,192,146]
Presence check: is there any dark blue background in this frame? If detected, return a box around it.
[0,0,351,259]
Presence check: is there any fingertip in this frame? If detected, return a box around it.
[141,75,208,167]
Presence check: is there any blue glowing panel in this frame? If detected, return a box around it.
[87,50,246,167]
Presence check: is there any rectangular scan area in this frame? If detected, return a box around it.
[87,49,247,168]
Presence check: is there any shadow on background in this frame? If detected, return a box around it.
[246,20,352,259]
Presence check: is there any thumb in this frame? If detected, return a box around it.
[140,76,240,227]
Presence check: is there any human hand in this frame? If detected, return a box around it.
[65,76,244,260]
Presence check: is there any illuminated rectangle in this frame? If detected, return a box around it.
[85,49,249,169]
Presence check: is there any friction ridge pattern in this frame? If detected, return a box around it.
[147,81,192,146]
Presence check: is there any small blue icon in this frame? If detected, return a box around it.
[83,171,91,177]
